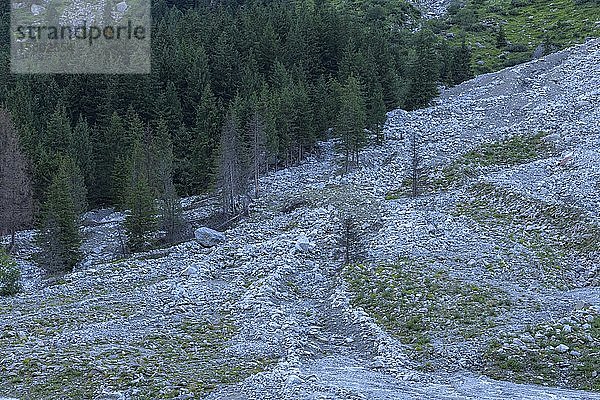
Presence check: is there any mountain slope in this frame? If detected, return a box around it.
[1,40,600,399]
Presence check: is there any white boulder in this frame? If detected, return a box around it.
[194,227,226,247]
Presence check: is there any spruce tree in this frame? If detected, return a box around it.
[405,30,441,110]
[191,85,222,193]
[124,140,157,252]
[92,112,124,206]
[72,115,94,190]
[151,119,185,243]
[496,25,507,49]
[0,247,21,296]
[335,75,366,173]
[124,175,157,252]
[449,41,473,85]
[247,104,267,197]
[45,104,73,155]
[112,110,144,209]
[36,156,83,275]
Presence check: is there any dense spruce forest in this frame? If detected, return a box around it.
[0,0,473,272]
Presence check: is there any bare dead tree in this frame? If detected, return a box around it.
[248,110,266,198]
[410,130,421,198]
[0,109,34,253]
[219,106,245,216]
[340,215,362,266]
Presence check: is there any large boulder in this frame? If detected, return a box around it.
[194,227,226,247]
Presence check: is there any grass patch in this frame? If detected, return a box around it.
[385,133,553,199]
[455,182,600,286]
[484,311,600,391]
[438,0,600,73]
[0,316,273,399]
[461,132,553,166]
[343,259,511,359]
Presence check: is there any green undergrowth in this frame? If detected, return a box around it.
[455,182,600,286]
[456,182,600,254]
[0,316,272,399]
[343,259,511,360]
[484,311,600,391]
[438,0,600,73]
[461,132,554,166]
[0,258,271,398]
[386,132,553,199]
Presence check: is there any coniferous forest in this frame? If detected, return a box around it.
[0,0,473,272]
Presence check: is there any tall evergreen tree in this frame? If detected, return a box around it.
[449,40,473,85]
[36,156,83,275]
[247,102,267,197]
[72,115,93,191]
[405,30,441,110]
[335,75,366,173]
[190,85,222,193]
[151,120,185,243]
[112,110,144,209]
[92,112,123,206]
[124,140,157,252]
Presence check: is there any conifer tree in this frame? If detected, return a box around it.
[92,112,124,206]
[405,30,441,110]
[449,41,473,85]
[496,25,507,49]
[191,85,222,193]
[335,75,366,173]
[0,247,21,296]
[72,115,93,190]
[45,104,73,155]
[124,140,157,252]
[112,110,144,209]
[36,156,83,275]
[247,102,267,197]
[150,119,185,243]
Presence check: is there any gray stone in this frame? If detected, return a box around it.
[30,4,44,15]
[286,374,304,385]
[532,44,546,59]
[555,344,569,353]
[115,1,128,13]
[295,233,315,252]
[181,265,198,277]
[520,333,535,344]
[194,227,226,247]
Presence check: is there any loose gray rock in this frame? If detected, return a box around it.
[115,1,128,13]
[194,227,226,247]
[555,344,569,353]
[295,233,315,252]
[30,4,44,15]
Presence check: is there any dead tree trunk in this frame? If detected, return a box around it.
[410,130,421,198]
[0,109,34,254]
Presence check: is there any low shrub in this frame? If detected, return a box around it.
[0,248,21,296]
